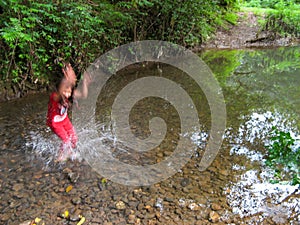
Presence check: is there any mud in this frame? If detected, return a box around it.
[200,12,300,49]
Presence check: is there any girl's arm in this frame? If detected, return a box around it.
[62,63,91,99]
[62,63,77,86]
[73,71,91,99]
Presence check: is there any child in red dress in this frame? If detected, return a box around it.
[47,63,90,161]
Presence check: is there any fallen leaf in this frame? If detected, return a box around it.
[101,178,107,183]
[77,215,85,225]
[66,185,73,193]
[34,217,42,223]
[61,210,69,218]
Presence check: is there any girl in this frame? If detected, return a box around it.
[47,63,91,161]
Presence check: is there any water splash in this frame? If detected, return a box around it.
[24,122,117,170]
[25,129,62,169]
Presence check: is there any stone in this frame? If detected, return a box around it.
[188,203,200,211]
[211,203,222,211]
[144,213,156,219]
[137,203,144,211]
[180,178,190,187]
[12,183,24,192]
[145,205,152,210]
[91,218,104,223]
[128,214,135,220]
[103,222,113,225]
[128,217,136,224]
[1,214,11,221]
[209,211,220,223]
[116,201,126,210]
[164,197,174,203]
[71,197,81,205]
[219,170,229,176]
[19,221,31,225]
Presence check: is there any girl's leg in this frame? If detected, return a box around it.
[50,121,69,143]
[50,122,71,161]
[63,118,81,160]
[63,117,78,148]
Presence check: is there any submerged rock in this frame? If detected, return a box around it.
[116,201,126,210]
[209,211,220,223]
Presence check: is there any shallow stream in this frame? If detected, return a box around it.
[0,46,299,225]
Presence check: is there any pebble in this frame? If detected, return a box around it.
[144,213,156,219]
[209,211,221,223]
[211,203,222,211]
[71,197,81,205]
[1,214,11,221]
[188,203,200,211]
[128,214,136,224]
[219,169,229,176]
[19,221,31,225]
[180,178,190,187]
[116,201,126,210]
[12,183,24,192]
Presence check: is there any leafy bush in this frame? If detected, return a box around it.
[265,128,300,185]
[0,0,131,94]
[263,2,300,37]
[243,0,299,8]
[0,0,239,97]
[243,0,300,38]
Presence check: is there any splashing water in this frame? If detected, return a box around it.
[25,129,62,169]
[24,117,148,172]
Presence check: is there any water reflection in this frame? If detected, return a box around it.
[229,110,297,161]
[201,46,300,224]
[226,109,300,224]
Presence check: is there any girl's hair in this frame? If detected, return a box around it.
[56,77,74,105]
[55,77,72,91]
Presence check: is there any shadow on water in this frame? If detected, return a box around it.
[0,46,299,224]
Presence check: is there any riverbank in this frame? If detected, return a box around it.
[200,11,300,49]
[1,10,299,102]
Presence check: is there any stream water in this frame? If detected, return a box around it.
[0,46,299,225]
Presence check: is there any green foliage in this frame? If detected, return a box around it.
[114,0,239,47]
[263,3,300,37]
[265,127,300,185]
[223,12,239,25]
[242,0,300,37]
[0,0,130,92]
[0,0,239,96]
[243,0,299,8]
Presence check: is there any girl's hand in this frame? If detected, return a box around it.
[62,63,77,86]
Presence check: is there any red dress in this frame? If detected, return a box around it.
[47,92,77,146]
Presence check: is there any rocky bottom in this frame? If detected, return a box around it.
[1,146,299,225]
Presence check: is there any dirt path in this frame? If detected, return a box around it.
[201,11,299,49]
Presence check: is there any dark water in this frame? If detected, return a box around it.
[0,46,299,224]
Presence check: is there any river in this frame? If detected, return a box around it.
[0,46,299,224]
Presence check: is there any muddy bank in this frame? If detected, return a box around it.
[200,11,300,49]
[0,80,49,102]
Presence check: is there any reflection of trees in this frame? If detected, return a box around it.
[201,46,300,130]
[201,47,300,224]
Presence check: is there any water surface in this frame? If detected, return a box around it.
[0,46,299,224]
